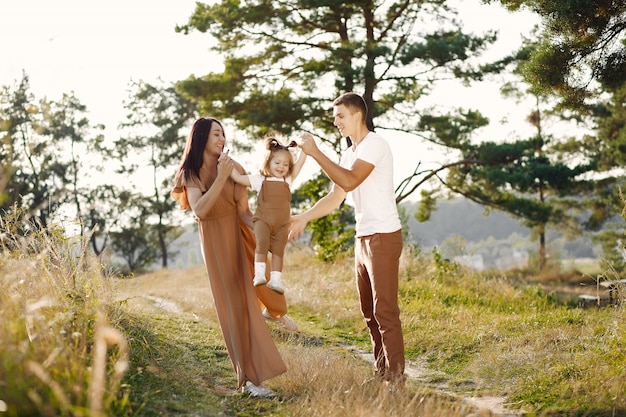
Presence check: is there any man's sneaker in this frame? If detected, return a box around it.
[383,378,406,393]
[242,381,276,398]
[262,308,298,332]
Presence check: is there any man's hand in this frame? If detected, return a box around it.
[299,133,319,156]
[289,214,308,241]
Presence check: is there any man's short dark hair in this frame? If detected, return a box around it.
[333,92,367,123]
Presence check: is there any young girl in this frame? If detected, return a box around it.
[230,136,307,294]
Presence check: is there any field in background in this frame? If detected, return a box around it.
[114,246,626,416]
[2,227,625,416]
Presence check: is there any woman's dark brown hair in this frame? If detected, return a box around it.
[180,117,224,181]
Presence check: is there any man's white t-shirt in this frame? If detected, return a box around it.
[340,131,402,237]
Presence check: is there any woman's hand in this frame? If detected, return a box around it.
[217,150,234,179]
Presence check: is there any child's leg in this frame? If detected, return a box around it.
[269,253,283,273]
[266,225,288,294]
[239,218,288,317]
[253,222,271,286]
[253,260,267,286]
[266,270,284,294]
[266,253,285,294]
[253,251,269,286]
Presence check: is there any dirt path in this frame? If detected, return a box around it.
[350,348,524,416]
[131,289,525,417]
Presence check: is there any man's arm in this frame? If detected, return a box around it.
[289,183,347,241]
[300,133,373,192]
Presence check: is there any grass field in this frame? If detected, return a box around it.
[2,226,626,416]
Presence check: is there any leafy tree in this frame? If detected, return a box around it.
[109,224,159,276]
[437,130,594,271]
[42,91,106,236]
[0,74,54,225]
[487,1,626,266]
[113,80,197,268]
[291,172,355,260]
[175,0,501,156]
[0,74,130,263]
[584,83,626,271]
[83,184,118,257]
[595,85,626,170]
[418,38,599,270]
[174,0,507,259]
[487,0,626,111]
[102,190,157,274]
[0,74,100,232]
[586,84,626,229]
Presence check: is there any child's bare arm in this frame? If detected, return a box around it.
[231,165,251,187]
[290,149,308,181]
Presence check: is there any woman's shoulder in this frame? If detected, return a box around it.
[175,168,205,191]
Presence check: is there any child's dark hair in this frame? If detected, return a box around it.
[260,136,297,177]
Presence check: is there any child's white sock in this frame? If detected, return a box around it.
[267,271,284,294]
[253,262,267,286]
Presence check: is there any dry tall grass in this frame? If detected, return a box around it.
[4,219,626,416]
[114,245,483,416]
[0,217,130,417]
[113,242,626,415]
[271,342,481,417]
[277,245,626,415]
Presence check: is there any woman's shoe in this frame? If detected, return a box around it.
[262,308,298,332]
[242,381,276,398]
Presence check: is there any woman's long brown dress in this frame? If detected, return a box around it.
[172,165,287,388]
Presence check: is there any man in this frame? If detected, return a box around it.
[290,92,405,384]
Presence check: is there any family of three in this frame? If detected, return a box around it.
[171,92,405,398]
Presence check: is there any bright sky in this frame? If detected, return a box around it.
[1,0,214,127]
[1,0,539,198]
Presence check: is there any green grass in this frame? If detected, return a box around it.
[393,262,626,414]
[3,221,626,416]
[113,307,273,416]
[277,249,626,415]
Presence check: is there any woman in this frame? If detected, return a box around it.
[171,117,291,397]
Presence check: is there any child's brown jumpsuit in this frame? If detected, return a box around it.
[253,178,291,259]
